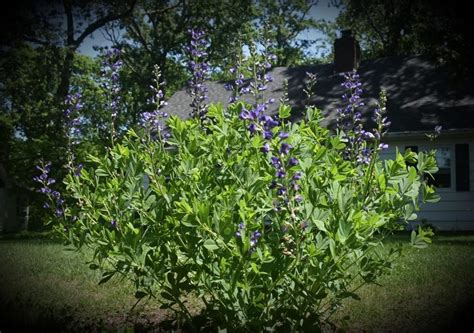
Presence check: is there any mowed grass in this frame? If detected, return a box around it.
[1,233,474,332]
[336,234,474,332]
[0,238,172,332]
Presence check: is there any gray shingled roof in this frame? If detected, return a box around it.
[165,55,474,132]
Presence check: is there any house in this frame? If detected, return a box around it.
[165,31,474,231]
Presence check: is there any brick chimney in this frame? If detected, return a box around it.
[334,30,361,73]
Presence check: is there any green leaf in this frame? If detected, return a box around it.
[89,263,99,270]
[278,104,292,119]
[135,290,148,299]
[203,239,219,251]
[98,271,115,285]
[329,239,336,258]
[337,219,351,244]
[313,219,327,232]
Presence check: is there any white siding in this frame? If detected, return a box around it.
[382,137,474,230]
[470,142,474,193]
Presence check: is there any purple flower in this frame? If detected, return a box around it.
[279,132,289,139]
[378,143,389,150]
[293,172,302,180]
[240,87,251,94]
[240,109,252,120]
[276,169,286,178]
[248,123,257,134]
[277,186,287,196]
[271,156,281,168]
[101,48,122,121]
[288,157,299,166]
[250,230,262,247]
[263,130,273,140]
[186,29,210,120]
[74,164,83,176]
[279,143,292,155]
[261,143,270,153]
[236,222,245,238]
[110,220,117,228]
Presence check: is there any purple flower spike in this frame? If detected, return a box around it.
[186,29,210,120]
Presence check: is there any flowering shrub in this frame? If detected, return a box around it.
[34,32,439,331]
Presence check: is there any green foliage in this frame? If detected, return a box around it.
[46,93,439,330]
[336,0,474,75]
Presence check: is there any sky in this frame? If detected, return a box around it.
[77,1,342,58]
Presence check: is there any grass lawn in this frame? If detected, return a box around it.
[1,233,473,332]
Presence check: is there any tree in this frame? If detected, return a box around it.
[336,0,474,75]
[1,0,136,103]
[255,0,320,66]
[0,45,106,228]
[102,0,255,116]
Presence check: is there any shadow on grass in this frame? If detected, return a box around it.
[0,230,62,243]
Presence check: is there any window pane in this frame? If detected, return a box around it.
[427,147,451,188]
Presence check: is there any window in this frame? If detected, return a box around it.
[405,143,470,191]
[430,147,452,188]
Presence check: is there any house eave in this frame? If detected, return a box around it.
[385,128,474,141]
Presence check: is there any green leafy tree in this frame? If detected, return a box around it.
[103,0,255,116]
[0,45,113,228]
[336,0,474,75]
[1,0,136,103]
[255,0,321,66]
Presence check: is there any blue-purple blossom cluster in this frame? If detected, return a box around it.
[427,125,442,141]
[235,222,262,250]
[64,92,83,140]
[64,92,83,165]
[225,40,277,108]
[239,104,279,139]
[337,71,390,164]
[268,139,303,216]
[303,71,317,103]
[141,65,169,140]
[101,48,123,121]
[371,89,391,151]
[33,162,64,217]
[186,29,211,120]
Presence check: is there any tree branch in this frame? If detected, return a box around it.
[22,36,51,46]
[73,0,137,48]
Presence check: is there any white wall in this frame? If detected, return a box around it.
[381,136,474,230]
[0,188,5,232]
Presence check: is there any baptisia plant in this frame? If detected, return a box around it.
[34,30,439,331]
